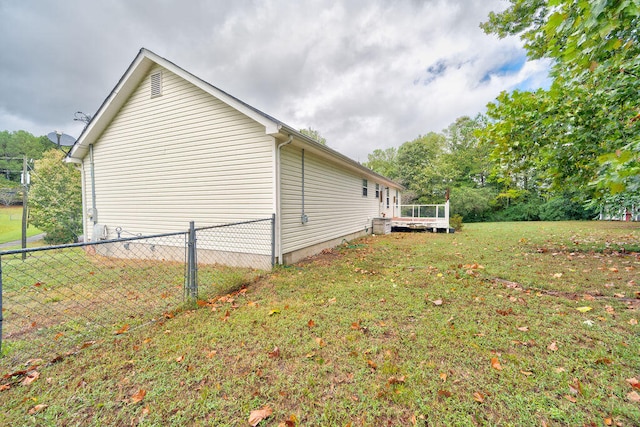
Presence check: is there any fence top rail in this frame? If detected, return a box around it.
[0,229,188,257]
[400,204,447,208]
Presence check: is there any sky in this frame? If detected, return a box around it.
[0,0,551,162]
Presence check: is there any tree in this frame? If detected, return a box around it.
[299,127,327,145]
[29,149,82,243]
[481,0,640,200]
[363,147,399,180]
[396,132,448,203]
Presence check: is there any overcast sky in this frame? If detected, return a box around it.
[0,0,550,161]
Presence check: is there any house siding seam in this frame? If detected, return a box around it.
[280,145,380,255]
[84,65,274,239]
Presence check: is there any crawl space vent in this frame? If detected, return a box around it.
[150,71,162,97]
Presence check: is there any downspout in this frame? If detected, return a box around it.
[301,149,308,224]
[89,144,97,226]
[276,135,293,264]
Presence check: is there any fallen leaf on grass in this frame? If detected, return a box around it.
[131,389,146,404]
[367,360,377,370]
[114,324,130,335]
[605,305,615,314]
[175,355,184,363]
[28,404,48,414]
[547,341,558,352]
[604,418,613,426]
[576,306,592,313]
[583,294,595,301]
[249,406,273,426]
[437,390,452,398]
[307,319,315,328]
[221,310,230,321]
[0,384,10,391]
[439,372,447,382]
[520,370,533,376]
[553,273,563,278]
[517,326,529,332]
[21,371,40,386]
[629,319,638,325]
[388,375,406,384]
[315,337,325,347]
[564,394,577,403]
[206,350,217,359]
[595,357,613,365]
[351,321,361,330]
[268,309,280,316]
[473,392,485,403]
[496,308,514,316]
[626,391,640,403]
[626,378,640,388]
[491,357,502,370]
[432,299,443,306]
[268,346,280,359]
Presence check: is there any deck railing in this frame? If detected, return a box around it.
[394,201,450,230]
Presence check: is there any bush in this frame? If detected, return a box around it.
[43,226,78,244]
[449,214,463,231]
[538,196,596,220]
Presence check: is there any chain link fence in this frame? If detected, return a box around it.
[0,217,274,374]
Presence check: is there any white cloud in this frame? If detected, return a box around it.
[0,0,549,159]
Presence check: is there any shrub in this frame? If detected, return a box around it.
[449,214,463,231]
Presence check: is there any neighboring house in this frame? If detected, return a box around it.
[66,48,402,268]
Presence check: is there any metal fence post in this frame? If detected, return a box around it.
[271,213,276,267]
[0,255,3,354]
[186,221,198,300]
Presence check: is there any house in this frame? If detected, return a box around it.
[66,48,402,268]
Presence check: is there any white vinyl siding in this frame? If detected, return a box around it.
[83,65,274,239]
[280,145,380,254]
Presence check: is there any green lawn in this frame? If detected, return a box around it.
[0,205,43,244]
[1,221,639,426]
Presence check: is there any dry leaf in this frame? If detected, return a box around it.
[604,418,613,426]
[367,360,377,370]
[131,389,146,403]
[576,306,592,313]
[629,319,638,325]
[248,406,273,426]
[28,404,48,414]
[564,394,577,403]
[268,346,280,358]
[554,367,566,373]
[221,310,231,321]
[491,357,502,370]
[473,392,485,403]
[627,391,640,403]
[517,326,529,332]
[437,390,452,398]
[315,337,326,347]
[351,321,361,330]
[21,371,40,386]
[432,299,443,306]
[114,324,130,335]
[626,377,640,388]
[388,375,406,384]
[547,341,558,352]
[520,370,533,376]
[268,309,280,316]
[553,273,563,278]
[307,319,315,328]
[439,372,447,382]
[0,384,11,391]
[176,355,184,363]
[206,350,217,359]
[583,294,595,301]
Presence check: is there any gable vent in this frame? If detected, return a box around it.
[150,71,162,97]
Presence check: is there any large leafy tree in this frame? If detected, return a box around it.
[29,149,83,243]
[481,0,640,200]
[363,147,399,181]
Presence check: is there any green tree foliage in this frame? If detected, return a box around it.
[29,149,82,244]
[363,147,399,181]
[299,127,327,145]
[396,132,448,203]
[481,0,640,202]
[0,130,55,181]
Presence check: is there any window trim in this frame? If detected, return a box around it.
[362,179,368,197]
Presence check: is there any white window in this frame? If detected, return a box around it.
[362,179,368,197]
[375,183,380,198]
[386,188,390,208]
